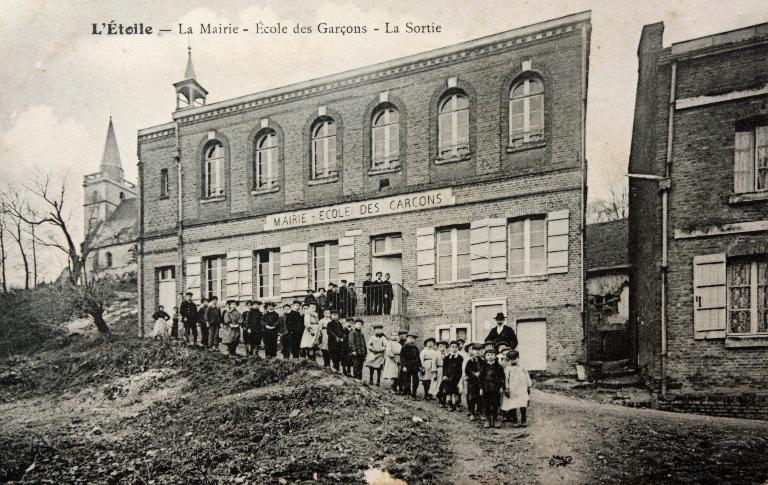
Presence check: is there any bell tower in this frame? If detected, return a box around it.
[83,117,136,236]
[173,46,208,110]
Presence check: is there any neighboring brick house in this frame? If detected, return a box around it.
[586,219,630,361]
[83,118,138,278]
[629,21,768,402]
[137,12,591,373]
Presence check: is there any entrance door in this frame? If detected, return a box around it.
[371,234,403,314]
[471,298,507,343]
[517,320,547,371]
[157,267,176,313]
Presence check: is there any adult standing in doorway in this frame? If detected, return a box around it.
[382,273,394,315]
[484,313,518,350]
[362,273,373,315]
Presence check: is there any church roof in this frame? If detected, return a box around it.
[100,117,122,170]
[88,197,138,249]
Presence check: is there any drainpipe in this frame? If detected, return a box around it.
[580,22,590,349]
[659,61,676,396]
[175,121,185,298]
[137,154,145,338]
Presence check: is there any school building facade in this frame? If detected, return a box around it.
[629,20,768,414]
[137,12,591,374]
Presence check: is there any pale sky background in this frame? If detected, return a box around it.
[1,0,766,285]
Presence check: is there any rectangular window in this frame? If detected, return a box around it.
[727,259,768,335]
[256,249,281,299]
[372,234,402,256]
[437,226,470,283]
[509,217,547,276]
[160,169,169,198]
[158,267,175,281]
[734,124,768,194]
[203,256,227,300]
[313,242,339,290]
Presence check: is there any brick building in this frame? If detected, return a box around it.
[629,21,768,401]
[137,12,591,373]
[83,118,138,278]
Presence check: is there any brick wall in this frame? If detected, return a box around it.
[657,393,768,421]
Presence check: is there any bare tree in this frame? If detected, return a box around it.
[3,194,31,290]
[588,184,629,224]
[59,276,118,336]
[0,202,7,293]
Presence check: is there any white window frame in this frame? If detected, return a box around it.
[435,323,471,343]
[508,217,547,277]
[734,125,768,194]
[509,78,544,146]
[204,141,225,198]
[255,131,278,190]
[436,226,471,283]
[372,107,400,170]
[727,260,768,335]
[256,249,281,299]
[312,241,339,290]
[311,120,337,179]
[438,93,470,160]
[371,234,402,256]
[204,256,227,300]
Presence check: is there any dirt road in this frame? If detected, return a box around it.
[394,388,768,484]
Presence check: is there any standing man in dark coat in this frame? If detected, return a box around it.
[326,284,338,315]
[197,298,209,348]
[279,303,291,358]
[348,318,367,379]
[484,313,518,350]
[382,273,394,315]
[261,302,280,358]
[285,301,304,358]
[371,272,384,315]
[400,334,423,399]
[347,282,358,317]
[326,309,345,372]
[338,280,349,318]
[179,292,198,346]
[206,296,222,349]
[245,300,263,356]
[362,273,373,315]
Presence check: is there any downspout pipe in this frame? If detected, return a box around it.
[137,153,145,338]
[660,61,676,396]
[580,23,590,350]
[174,121,184,299]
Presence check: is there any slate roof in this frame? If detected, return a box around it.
[89,197,138,248]
[586,218,629,272]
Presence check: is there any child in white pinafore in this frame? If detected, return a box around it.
[501,350,532,427]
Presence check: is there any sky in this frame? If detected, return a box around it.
[0,0,766,286]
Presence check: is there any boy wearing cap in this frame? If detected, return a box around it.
[349,319,367,379]
[433,341,448,404]
[223,300,242,356]
[318,308,332,367]
[455,338,468,410]
[262,302,280,358]
[383,330,402,392]
[419,338,438,400]
[400,334,422,399]
[442,341,464,411]
[464,343,485,420]
[279,304,291,358]
[245,300,263,356]
[326,309,344,372]
[206,296,222,349]
[479,347,505,428]
[365,324,387,385]
[286,301,304,358]
[362,273,373,315]
[300,302,320,359]
[396,331,409,394]
[179,292,198,345]
[342,318,354,376]
[501,350,532,427]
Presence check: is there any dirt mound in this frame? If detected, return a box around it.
[0,336,452,484]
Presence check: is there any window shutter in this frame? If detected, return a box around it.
[238,250,253,301]
[470,219,490,280]
[693,253,727,340]
[338,237,355,283]
[279,243,309,297]
[226,252,240,299]
[547,210,569,274]
[185,255,201,301]
[734,131,754,194]
[488,218,508,279]
[279,245,294,295]
[416,227,436,286]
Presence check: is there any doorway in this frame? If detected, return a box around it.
[471,298,508,343]
[371,234,403,314]
[157,267,176,313]
[517,319,547,371]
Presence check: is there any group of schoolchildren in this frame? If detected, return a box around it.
[152,296,530,429]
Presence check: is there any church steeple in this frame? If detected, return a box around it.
[174,46,208,110]
[100,116,123,180]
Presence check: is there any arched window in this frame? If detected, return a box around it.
[438,92,469,160]
[254,130,278,190]
[105,251,113,268]
[509,77,544,147]
[311,118,337,179]
[203,141,225,198]
[372,106,400,170]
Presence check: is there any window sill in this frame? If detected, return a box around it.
[728,191,768,204]
[725,334,768,348]
[200,196,226,204]
[506,274,548,283]
[308,176,339,186]
[369,166,402,176]
[506,140,546,153]
[434,280,473,289]
[251,186,280,195]
[434,154,471,165]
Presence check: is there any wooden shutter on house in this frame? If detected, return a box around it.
[226,252,240,299]
[338,237,355,283]
[416,227,436,286]
[547,210,569,274]
[279,245,294,296]
[470,218,507,280]
[693,253,727,340]
[280,244,309,297]
[185,255,201,300]
[238,250,253,301]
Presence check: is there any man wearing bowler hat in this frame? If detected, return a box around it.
[484,312,518,350]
